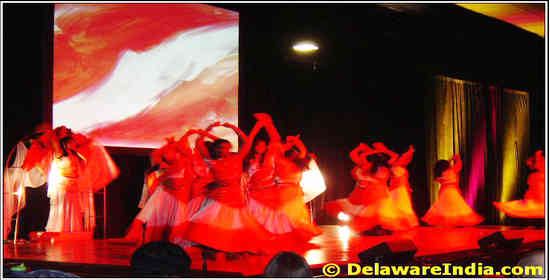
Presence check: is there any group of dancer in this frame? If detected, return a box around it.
[5,114,545,259]
[123,113,321,258]
[326,142,545,235]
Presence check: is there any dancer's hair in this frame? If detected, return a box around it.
[203,140,215,158]
[434,160,451,178]
[244,138,268,171]
[366,152,390,173]
[263,251,312,278]
[59,136,75,157]
[285,148,312,171]
[211,139,231,159]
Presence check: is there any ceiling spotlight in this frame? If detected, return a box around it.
[293,41,319,53]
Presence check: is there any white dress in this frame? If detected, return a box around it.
[3,142,46,239]
[45,155,91,232]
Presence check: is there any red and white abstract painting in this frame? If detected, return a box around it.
[53,4,239,148]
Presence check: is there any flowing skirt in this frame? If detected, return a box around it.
[422,184,484,226]
[179,197,276,253]
[134,186,189,243]
[248,184,321,247]
[325,184,388,217]
[176,176,276,253]
[326,184,412,232]
[46,190,93,232]
[169,195,205,248]
[493,200,545,218]
[390,185,419,228]
[351,195,413,232]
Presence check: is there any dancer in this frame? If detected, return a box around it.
[45,136,87,232]
[493,151,545,218]
[373,143,419,228]
[422,154,484,226]
[21,126,119,233]
[247,113,321,248]
[244,138,268,179]
[3,124,49,239]
[124,129,216,243]
[325,143,409,234]
[176,117,275,258]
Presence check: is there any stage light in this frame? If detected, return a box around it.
[301,160,326,202]
[292,41,319,53]
[15,188,23,198]
[337,212,351,222]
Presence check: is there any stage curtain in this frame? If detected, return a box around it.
[426,76,530,224]
[498,89,530,222]
[426,76,486,207]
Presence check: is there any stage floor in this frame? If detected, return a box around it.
[3,225,545,277]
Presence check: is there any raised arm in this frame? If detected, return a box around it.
[350,143,372,165]
[254,113,281,143]
[451,154,462,172]
[195,122,222,159]
[394,145,415,167]
[372,142,399,165]
[222,122,249,143]
[238,119,266,158]
[177,129,199,155]
[285,135,307,159]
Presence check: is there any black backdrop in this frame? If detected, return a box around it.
[2,3,545,237]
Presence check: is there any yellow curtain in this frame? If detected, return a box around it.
[426,76,530,224]
[427,76,484,204]
[499,89,530,222]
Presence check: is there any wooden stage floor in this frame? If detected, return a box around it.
[3,225,545,277]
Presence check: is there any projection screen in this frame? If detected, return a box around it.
[53,3,239,149]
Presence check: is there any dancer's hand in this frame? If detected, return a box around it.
[358,143,369,151]
[286,134,301,144]
[206,121,221,131]
[253,113,272,123]
[183,129,198,136]
[372,142,388,152]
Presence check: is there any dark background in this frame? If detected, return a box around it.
[3,3,545,237]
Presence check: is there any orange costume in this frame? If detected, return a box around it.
[247,141,321,248]
[179,153,275,253]
[175,120,275,254]
[493,151,545,218]
[422,155,484,226]
[388,166,419,228]
[127,130,214,244]
[380,144,419,228]
[325,144,411,232]
[349,165,412,232]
